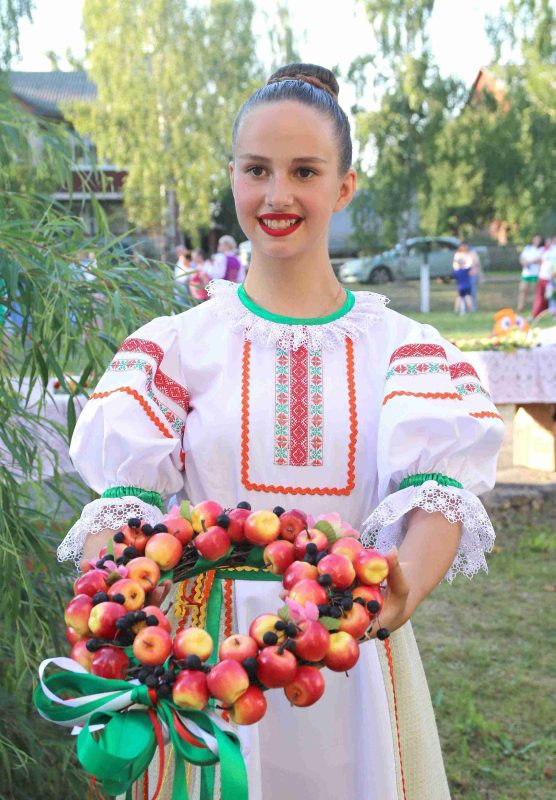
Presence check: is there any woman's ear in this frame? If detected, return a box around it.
[229,161,235,194]
[333,168,357,212]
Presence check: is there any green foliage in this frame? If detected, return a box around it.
[357,0,435,58]
[67,0,262,236]
[0,0,33,66]
[0,90,187,799]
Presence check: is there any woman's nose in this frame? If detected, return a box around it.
[265,174,293,208]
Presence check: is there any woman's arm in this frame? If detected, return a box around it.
[369,509,462,636]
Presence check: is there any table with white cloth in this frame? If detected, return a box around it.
[465,346,556,471]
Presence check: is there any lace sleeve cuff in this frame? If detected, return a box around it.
[359,480,495,582]
[57,497,164,567]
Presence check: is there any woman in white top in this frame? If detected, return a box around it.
[58,63,504,800]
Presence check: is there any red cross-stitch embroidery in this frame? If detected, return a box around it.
[389,343,447,364]
[449,361,480,381]
[117,337,190,413]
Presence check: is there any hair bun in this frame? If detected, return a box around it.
[267,63,339,102]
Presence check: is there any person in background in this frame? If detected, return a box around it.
[452,242,474,315]
[207,234,245,283]
[518,234,543,312]
[532,235,556,319]
[174,246,192,285]
[187,248,210,301]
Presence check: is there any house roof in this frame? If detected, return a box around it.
[9,70,97,119]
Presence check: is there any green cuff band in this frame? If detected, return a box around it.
[100,486,164,512]
[399,473,463,491]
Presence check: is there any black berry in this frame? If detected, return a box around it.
[146,615,159,626]
[92,591,109,604]
[329,607,342,619]
[162,670,176,684]
[115,617,129,630]
[305,542,318,555]
[377,628,390,640]
[315,551,328,564]
[216,514,231,529]
[113,532,125,543]
[86,639,101,652]
[185,654,202,670]
[123,546,138,559]
[154,665,165,676]
[146,674,159,688]
[157,683,172,698]
[354,597,366,605]
[112,593,126,605]
[116,631,135,646]
[284,639,297,652]
[274,620,287,631]
[318,574,333,587]
[303,554,317,565]
[127,518,141,529]
[341,597,353,611]
[272,506,285,517]
[138,668,150,683]
[367,601,381,615]
[242,657,258,679]
[285,623,298,638]
[141,524,154,536]
[262,631,278,646]
[153,523,169,533]
[317,604,331,616]
[237,501,251,510]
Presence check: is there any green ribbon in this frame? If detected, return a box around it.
[34,665,248,800]
[399,472,463,490]
[100,485,164,512]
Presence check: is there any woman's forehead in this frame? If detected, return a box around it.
[235,101,336,159]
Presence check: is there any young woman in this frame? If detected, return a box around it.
[58,64,504,800]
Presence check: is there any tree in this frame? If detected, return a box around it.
[68,0,262,245]
[0,0,33,65]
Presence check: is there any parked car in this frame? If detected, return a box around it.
[339,237,489,284]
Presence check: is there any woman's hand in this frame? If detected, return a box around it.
[364,547,412,639]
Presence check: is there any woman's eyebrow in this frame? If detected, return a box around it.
[238,154,328,164]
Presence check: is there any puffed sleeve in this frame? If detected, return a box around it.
[57,315,189,565]
[361,322,505,581]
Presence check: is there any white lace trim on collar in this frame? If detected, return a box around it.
[206,279,389,350]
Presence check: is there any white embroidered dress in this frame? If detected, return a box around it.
[60,280,504,800]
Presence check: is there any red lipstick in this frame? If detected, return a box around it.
[257,213,303,237]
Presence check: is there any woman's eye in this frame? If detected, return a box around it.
[247,166,265,177]
[297,168,315,178]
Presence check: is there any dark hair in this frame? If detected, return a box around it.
[232,63,352,174]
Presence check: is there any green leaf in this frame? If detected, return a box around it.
[66,395,76,438]
[180,499,192,522]
[106,537,114,557]
[318,616,341,632]
[278,605,291,623]
[314,520,338,545]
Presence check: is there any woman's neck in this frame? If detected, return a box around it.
[242,251,344,319]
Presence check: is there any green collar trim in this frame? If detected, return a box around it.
[237,283,355,326]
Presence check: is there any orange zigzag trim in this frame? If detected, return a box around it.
[470,411,503,421]
[383,390,461,406]
[241,338,358,496]
[89,387,174,439]
[384,639,408,800]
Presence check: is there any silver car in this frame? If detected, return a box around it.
[339,237,481,284]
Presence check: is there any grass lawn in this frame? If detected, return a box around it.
[349,274,526,340]
[413,500,556,799]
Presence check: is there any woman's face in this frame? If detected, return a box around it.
[230,101,355,264]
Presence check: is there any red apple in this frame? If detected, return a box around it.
[194,526,231,561]
[91,646,129,679]
[284,665,325,707]
[279,510,307,542]
[173,627,213,661]
[330,537,364,563]
[191,500,224,534]
[172,669,210,710]
[126,557,161,592]
[226,507,251,543]
[249,614,285,648]
[288,579,328,607]
[256,646,297,688]
[73,569,108,597]
[293,620,330,662]
[70,638,95,671]
[145,533,183,570]
[230,685,267,725]
[282,561,318,591]
[206,659,249,704]
[293,528,329,560]
[64,594,93,635]
[317,553,356,590]
[244,510,281,546]
[323,631,360,672]
[98,542,126,561]
[120,524,148,553]
[107,578,145,610]
[352,585,384,615]
[65,625,83,646]
[354,549,389,585]
[218,634,259,663]
[133,626,172,666]
[88,601,126,639]
[161,514,194,546]
[339,603,371,639]
[263,540,295,575]
[134,605,173,633]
